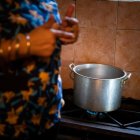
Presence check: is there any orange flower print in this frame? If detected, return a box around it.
[53,85,58,94]
[6,108,19,125]
[0,124,6,135]
[37,97,46,106]
[21,88,34,101]
[26,63,36,73]
[45,120,54,129]
[9,13,28,25]
[31,114,41,125]
[39,71,50,90]
[39,71,50,83]
[28,81,35,87]
[16,106,24,114]
[14,124,27,137]
[49,104,58,115]
[3,91,15,102]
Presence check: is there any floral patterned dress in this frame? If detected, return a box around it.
[0,0,63,138]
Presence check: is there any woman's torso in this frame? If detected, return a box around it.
[0,0,63,138]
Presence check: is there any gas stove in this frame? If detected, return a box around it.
[58,89,140,140]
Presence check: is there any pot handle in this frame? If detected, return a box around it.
[69,63,75,79]
[69,63,75,71]
[122,72,131,84]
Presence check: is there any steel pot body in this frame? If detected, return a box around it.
[70,63,131,112]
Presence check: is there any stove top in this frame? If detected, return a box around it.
[59,89,140,140]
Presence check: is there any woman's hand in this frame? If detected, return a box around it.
[59,4,79,45]
[29,4,79,57]
[29,16,75,58]
[53,4,79,45]
[59,16,79,45]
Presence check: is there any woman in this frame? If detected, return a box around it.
[0,0,79,139]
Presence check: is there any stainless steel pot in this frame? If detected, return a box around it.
[69,63,131,112]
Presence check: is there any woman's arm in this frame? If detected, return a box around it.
[0,16,76,61]
[1,33,29,61]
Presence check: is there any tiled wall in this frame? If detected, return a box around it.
[57,0,140,100]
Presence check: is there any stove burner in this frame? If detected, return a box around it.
[62,108,140,127]
[59,90,140,139]
[61,108,140,139]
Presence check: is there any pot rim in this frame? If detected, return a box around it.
[72,63,127,80]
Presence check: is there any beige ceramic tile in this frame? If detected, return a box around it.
[115,30,140,71]
[77,0,117,29]
[60,66,74,89]
[74,27,116,65]
[61,44,74,66]
[122,72,140,100]
[118,2,140,29]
